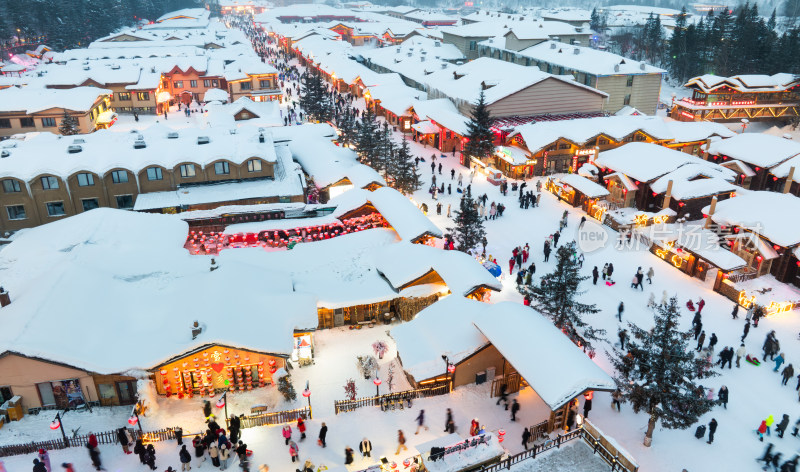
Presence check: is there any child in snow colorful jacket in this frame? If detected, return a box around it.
[282,425,292,445]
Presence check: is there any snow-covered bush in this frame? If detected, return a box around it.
[356,355,378,379]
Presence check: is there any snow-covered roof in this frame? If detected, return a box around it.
[704,192,800,248]
[772,154,800,184]
[287,139,386,189]
[423,57,606,106]
[503,20,585,41]
[0,123,279,183]
[0,86,110,113]
[650,163,736,200]
[557,174,610,198]
[509,115,733,155]
[603,172,638,191]
[0,209,318,374]
[596,142,728,183]
[203,88,229,102]
[670,227,748,271]
[473,303,615,410]
[685,73,800,93]
[375,242,502,296]
[517,40,665,76]
[412,99,470,136]
[706,133,800,169]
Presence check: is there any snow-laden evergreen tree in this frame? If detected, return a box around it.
[608,296,717,447]
[277,375,297,401]
[446,186,486,253]
[355,108,381,170]
[463,90,495,164]
[299,70,333,123]
[521,242,605,354]
[59,112,79,136]
[336,107,358,149]
[376,121,395,176]
[392,138,420,195]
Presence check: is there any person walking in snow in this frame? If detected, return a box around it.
[553,231,560,247]
[179,445,192,471]
[33,459,47,472]
[344,446,354,465]
[396,430,408,455]
[134,439,146,464]
[289,440,299,463]
[742,321,751,342]
[543,243,551,262]
[510,399,520,422]
[708,333,718,352]
[359,438,372,458]
[612,390,623,411]
[618,328,628,351]
[38,449,51,472]
[415,409,428,434]
[707,418,718,444]
[774,352,785,372]
[219,443,230,471]
[718,385,729,409]
[696,331,706,351]
[766,415,776,436]
[782,364,795,385]
[732,303,739,320]
[192,436,205,467]
[646,267,654,284]
[144,444,156,471]
[736,343,747,367]
[282,425,292,445]
[318,422,327,448]
[297,416,306,440]
[522,427,531,450]
[777,414,791,438]
[592,266,599,285]
[617,302,624,322]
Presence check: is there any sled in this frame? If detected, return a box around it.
[605,281,616,286]
[746,355,761,366]
[686,301,696,312]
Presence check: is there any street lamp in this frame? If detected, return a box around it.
[740,118,749,134]
[128,404,143,432]
[373,370,382,396]
[50,412,69,445]
[216,391,229,424]
[442,355,455,392]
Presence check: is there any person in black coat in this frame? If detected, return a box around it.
[707,418,718,444]
[319,422,328,448]
[192,436,206,466]
[229,415,242,443]
[175,426,183,446]
[510,399,520,422]
[134,439,146,464]
[359,438,372,457]
[344,446,354,465]
[88,444,103,471]
[235,441,248,462]
[777,414,791,438]
[33,459,47,472]
[144,444,157,470]
[522,428,531,450]
[444,408,453,433]
[117,427,131,454]
[203,400,212,419]
[592,266,599,285]
[179,445,192,469]
[718,385,729,409]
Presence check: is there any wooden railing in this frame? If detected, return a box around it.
[334,384,450,415]
[0,426,182,458]
[476,420,638,472]
[227,406,311,429]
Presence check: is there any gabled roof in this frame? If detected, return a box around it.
[685,73,800,93]
[595,142,732,183]
[706,133,800,169]
[704,191,800,248]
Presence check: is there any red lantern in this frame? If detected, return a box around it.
[128,415,138,426]
[756,255,763,262]
[447,364,456,373]
[50,419,60,430]
[373,378,381,386]
[302,389,311,397]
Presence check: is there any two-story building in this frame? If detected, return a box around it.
[0,86,112,138]
[225,60,281,102]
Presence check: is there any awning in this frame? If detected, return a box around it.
[411,120,440,135]
[156,91,172,103]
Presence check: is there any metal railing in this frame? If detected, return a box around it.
[334,384,450,415]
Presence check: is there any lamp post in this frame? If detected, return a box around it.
[740,118,749,134]
[373,369,381,396]
[216,391,229,424]
[128,405,143,433]
[442,355,455,392]
[50,412,69,446]
[302,381,312,419]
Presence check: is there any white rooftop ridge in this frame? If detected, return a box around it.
[0,86,111,114]
[703,192,800,248]
[517,40,666,76]
[706,133,800,169]
[595,142,735,184]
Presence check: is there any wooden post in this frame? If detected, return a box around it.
[783,167,795,194]
[662,180,674,210]
[704,196,718,229]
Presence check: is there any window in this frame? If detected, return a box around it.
[118,92,131,101]
[6,205,26,220]
[2,179,20,193]
[179,164,196,178]
[111,170,128,183]
[259,80,271,88]
[146,167,163,181]
[212,80,218,87]
[136,92,150,101]
[41,176,59,190]
[247,159,262,172]
[240,82,252,91]
[98,383,117,402]
[598,138,609,145]
[41,117,56,127]
[37,383,56,407]
[81,198,99,211]
[584,75,593,86]
[115,195,134,209]
[0,119,10,128]
[635,133,646,142]
[626,76,634,87]
[190,80,197,88]
[469,40,477,51]
[203,79,211,87]
[46,201,66,217]
[623,94,632,106]
[173,81,183,88]
[76,173,94,187]
[558,143,570,150]
[20,117,35,128]
[214,161,230,175]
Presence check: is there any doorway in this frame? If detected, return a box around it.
[116,380,137,405]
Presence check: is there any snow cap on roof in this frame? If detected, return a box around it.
[704,191,800,247]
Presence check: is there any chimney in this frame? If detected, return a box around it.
[704,195,718,229]
[573,48,580,55]
[481,80,487,90]
[663,180,674,210]
[0,287,9,307]
[614,64,620,72]
[783,167,795,194]
[191,321,203,340]
[640,62,646,70]
[550,42,557,49]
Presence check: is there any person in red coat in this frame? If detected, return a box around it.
[87,433,98,449]
[297,417,307,440]
[509,257,515,274]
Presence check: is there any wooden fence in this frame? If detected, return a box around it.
[477,420,638,472]
[227,406,311,429]
[0,426,182,458]
[334,384,450,415]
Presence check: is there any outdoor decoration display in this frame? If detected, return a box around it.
[184,213,389,255]
[154,346,283,398]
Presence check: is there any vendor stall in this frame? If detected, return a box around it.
[419,433,504,472]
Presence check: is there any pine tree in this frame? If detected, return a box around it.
[59,112,79,136]
[521,241,605,354]
[299,71,332,123]
[590,7,601,32]
[392,139,420,195]
[377,121,395,176]
[446,187,486,253]
[277,375,297,402]
[355,108,381,170]
[608,296,717,447]
[463,90,495,165]
[336,107,358,149]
